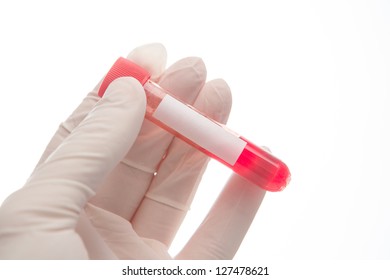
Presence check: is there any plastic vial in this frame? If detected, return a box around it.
[98,57,291,192]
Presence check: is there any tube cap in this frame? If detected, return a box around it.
[98,57,151,97]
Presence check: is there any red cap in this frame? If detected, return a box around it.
[98,57,151,97]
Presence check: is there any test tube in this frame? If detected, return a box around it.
[98,57,291,191]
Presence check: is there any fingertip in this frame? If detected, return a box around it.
[208,78,233,111]
[165,57,206,84]
[261,146,272,153]
[195,78,232,124]
[100,77,147,138]
[103,77,146,107]
[127,43,167,80]
[159,57,207,104]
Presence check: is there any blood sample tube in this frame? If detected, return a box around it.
[98,57,291,191]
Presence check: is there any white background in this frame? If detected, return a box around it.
[0,0,389,260]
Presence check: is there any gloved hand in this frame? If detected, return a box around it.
[0,43,266,259]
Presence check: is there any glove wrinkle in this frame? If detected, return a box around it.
[85,203,171,259]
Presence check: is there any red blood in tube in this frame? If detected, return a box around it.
[233,138,290,191]
[98,57,291,192]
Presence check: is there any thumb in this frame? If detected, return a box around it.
[0,77,146,233]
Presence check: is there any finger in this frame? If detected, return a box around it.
[126,43,167,81]
[34,43,167,170]
[175,174,266,260]
[90,57,207,221]
[84,203,172,259]
[34,92,100,168]
[131,79,232,247]
[0,78,146,234]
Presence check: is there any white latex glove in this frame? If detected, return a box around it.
[0,44,266,259]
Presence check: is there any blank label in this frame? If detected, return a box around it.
[153,95,246,165]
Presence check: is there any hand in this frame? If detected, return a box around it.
[0,44,266,259]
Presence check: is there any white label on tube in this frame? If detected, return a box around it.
[153,95,247,165]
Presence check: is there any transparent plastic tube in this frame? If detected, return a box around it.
[98,57,291,191]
